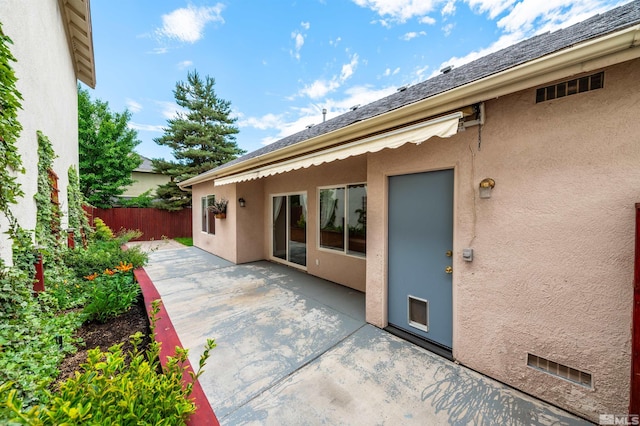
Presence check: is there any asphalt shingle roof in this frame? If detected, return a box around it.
[212,1,640,175]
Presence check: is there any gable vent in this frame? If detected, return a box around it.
[527,353,592,387]
[535,71,604,103]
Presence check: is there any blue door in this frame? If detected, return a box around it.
[388,169,454,348]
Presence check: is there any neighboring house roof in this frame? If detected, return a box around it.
[59,0,96,88]
[180,1,640,188]
[134,155,155,173]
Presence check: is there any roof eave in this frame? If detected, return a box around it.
[179,23,640,189]
[59,0,96,88]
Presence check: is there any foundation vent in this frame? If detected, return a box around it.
[535,71,604,103]
[527,353,592,387]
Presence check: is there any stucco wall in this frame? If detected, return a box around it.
[192,182,238,263]
[122,171,171,198]
[261,156,367,292]
[367,60,640,420]
[0,0,79,263]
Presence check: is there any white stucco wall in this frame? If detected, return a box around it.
[0,0,79,263]
[366,60,640,420]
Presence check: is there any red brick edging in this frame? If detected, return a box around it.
[134,268,220,426]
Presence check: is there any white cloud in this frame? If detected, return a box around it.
[301,21,311,30]
[464,0,517,19]
[442,22,455,35]
[419,16,437,24]
[383,67,401,76]
[442,0,456,15]
[352,0,439,22]
[237,113,285,131]
[401,31,427,40]
[330,36,342,46]
[177,60,193,70]
[155,101,184,120]
[495,0,623,34]
[291,31,305,60]
[298,53,359,99]
[340,53,359,80]
[128,122,164,132]
[156,4,225,43]
[126,99,142,113]
[149,47,169,55]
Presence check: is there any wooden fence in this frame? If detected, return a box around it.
[84,206,192,241]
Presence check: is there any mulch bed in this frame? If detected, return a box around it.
[55,298,151,384]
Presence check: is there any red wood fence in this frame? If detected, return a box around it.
[84,206,192,241]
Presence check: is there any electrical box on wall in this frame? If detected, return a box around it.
[462,248,473,262]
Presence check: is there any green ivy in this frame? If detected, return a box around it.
[34,131,60,252]
[67,165,91,246]
[0,22,25,217]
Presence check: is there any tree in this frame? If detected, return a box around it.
[78,86,142,208]
[153,71,244,210]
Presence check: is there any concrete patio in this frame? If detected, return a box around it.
[131,241,590,425]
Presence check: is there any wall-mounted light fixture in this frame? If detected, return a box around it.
[479,178,495,199]
[238,197,246,207]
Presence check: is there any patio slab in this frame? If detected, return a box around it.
[141,243,589,425]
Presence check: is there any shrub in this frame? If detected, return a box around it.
[0,301,217,425]
[63,239,147,279]
[92,217,114,241]
[83,267,140,323]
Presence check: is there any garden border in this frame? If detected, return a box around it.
[134,268,219,426]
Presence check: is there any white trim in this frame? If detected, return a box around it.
[215,112,462,186]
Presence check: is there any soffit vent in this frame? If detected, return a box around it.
[535,71,604,103]
[527,353,592,388]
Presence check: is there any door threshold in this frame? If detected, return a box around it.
[385,325,453,361]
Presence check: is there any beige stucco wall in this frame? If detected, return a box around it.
[122,171,171,198]
[192,182,238,263]
[367,60,640,420]
[0,0,79,263]
[261,156,367,292]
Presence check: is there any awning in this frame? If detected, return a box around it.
[214,111,463,186]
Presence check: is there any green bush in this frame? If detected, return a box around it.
[1,301,217,425]
[63,239,147,279]
[83,268,140,323]
[92,217,114,241]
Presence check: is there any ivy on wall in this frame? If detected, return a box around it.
[0,23,24,218]
[35,131,61,251]
[67,165,91,246]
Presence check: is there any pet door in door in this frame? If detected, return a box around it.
[408,295,429,332]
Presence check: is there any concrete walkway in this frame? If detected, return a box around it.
[131,241,589,426]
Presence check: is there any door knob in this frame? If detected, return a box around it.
[445,250,453,257]
[445,266,453,274]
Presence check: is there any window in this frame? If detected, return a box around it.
[201,195,215,234]
[319,184,366,256]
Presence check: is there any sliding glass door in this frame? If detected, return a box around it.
[272,194,307,267]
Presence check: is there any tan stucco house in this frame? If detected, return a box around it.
[179,2,640,420]
[0,0,95,264]
[121,155,171,200]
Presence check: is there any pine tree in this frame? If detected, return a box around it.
[153,71,243,210]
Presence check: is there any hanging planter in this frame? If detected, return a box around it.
[209,198,228,219]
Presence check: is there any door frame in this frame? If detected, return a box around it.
[269,191,308,271]
[383,165,457,355]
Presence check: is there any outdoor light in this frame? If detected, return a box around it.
[479,178,495,199]
[238,197,246,207]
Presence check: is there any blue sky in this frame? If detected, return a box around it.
[88,0,630,161]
